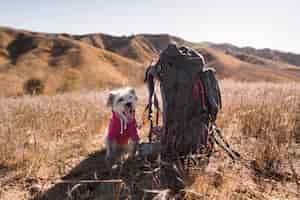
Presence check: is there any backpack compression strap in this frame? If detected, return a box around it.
[145,63,161,142]
[192,79,207,110]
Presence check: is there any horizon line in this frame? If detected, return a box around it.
[1,25,300,55]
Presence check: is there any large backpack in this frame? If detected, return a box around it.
[145,44,222,159]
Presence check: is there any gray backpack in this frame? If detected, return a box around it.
[145,44,222,159]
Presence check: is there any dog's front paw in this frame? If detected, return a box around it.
[128,142,138,159]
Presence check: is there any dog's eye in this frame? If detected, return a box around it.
[118,98,124,102]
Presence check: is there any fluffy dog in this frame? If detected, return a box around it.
[105,87,139,168]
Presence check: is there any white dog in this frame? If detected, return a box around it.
[105,87,139,168]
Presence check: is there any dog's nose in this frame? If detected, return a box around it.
[125,102,132,107]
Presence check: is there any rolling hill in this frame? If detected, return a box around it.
[0,26,300,97]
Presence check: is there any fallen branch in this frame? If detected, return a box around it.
[182,189,205,198]
[49,179,123,184]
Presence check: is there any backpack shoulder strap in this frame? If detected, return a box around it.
[200,68,222,122]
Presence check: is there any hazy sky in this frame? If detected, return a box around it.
[1,0,299,53]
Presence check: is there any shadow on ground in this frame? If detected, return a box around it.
[34,141,192,200]
[35,150,127,200]
[35,149,148,200]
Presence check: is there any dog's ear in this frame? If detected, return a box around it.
[129,88,138,101]
[129,88,136,96]
[106,92,116,107]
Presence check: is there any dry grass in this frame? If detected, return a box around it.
[0,91,107,179]
[187,80,300,200]
[0,87,148,179]
[0,80,300,199]
[220,80,299,170]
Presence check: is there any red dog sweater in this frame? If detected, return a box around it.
[107,112,139,144]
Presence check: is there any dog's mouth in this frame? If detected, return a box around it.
[123,102,135,119]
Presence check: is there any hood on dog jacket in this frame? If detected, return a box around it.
[107,112,139,144]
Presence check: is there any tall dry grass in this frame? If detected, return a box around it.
[188,80,300,200]
[220,80,299,172]
[0,80,299,199]
[0,87,148,180]
[0,91,106,179]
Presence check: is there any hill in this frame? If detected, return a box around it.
[0,26,300,96]
[74,33,188,62]
[0,27,146,96]
[210,42,300,67]
[196,47,300,81]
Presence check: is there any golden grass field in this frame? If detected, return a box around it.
[0,80,300,199]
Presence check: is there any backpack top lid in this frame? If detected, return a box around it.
[160,43,181,58]
[160,43,205,60]
[156,44,206,75]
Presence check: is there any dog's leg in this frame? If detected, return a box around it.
[105,139,117,170]
[127,141,138,160]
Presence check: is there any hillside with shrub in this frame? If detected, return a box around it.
[1,27,300,97]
